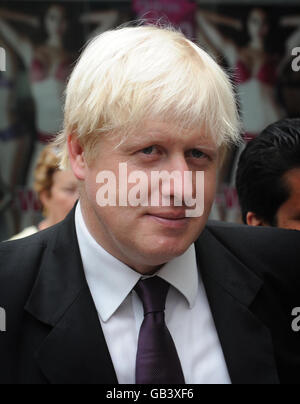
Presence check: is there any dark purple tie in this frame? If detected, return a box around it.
[134,277,185,384]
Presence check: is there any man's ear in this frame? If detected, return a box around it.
[246,212,269,227]
[67,134,86,181]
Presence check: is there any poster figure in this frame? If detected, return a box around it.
[197,8,285,221]
[277,15,300,117]
[132,0,197,40]
[0,5,73,186]
[197,8,284,141]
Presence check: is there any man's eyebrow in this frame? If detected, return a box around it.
[193,145,218,152]
[119,134,218,151]
[120,132,167,148]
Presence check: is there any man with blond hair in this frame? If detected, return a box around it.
[0,25,300,385]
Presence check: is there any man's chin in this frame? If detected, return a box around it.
[138,238,193,266]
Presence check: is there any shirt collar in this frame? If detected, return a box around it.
[75,202,199,322]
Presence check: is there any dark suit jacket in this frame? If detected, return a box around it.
[0,206,300,384]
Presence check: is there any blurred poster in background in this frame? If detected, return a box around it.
[0,0,300,240]
[132,0,197,39]
[195,3,300,221]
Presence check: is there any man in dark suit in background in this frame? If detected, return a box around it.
[0,25,300,385]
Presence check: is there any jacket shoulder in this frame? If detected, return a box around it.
[0,223,61,305]
[206,220,300,259]
[0,223,59,264]
[205,221,300,293]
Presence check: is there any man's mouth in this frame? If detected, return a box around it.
[145,210,190,229]
[149,210,187,219]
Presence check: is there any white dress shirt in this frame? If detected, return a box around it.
[75,202,231,384]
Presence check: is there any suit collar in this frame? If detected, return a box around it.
[195,228,280,384]
[26,205,261,326]
[75,201,199,322]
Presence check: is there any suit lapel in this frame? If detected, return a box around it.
[25,207,118,384]
[34,283,118,384]
[195,228,280,384]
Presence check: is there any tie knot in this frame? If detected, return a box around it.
[134,277,170,315]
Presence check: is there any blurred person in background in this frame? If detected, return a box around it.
[0,4,73,186]
[10,145,79,240]
[236,119,300,231]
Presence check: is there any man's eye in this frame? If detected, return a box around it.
[141,146,156,155]
[189,149,206,159]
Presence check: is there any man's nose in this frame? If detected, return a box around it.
[162,156,193,204]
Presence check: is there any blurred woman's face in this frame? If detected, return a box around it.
[45,5,68,38]
[42,170,79,223]
[248,9,269,41]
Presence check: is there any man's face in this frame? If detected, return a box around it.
[277,168,300,231]
[78,120,219,274]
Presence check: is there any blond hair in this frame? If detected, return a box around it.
[55,24,241,169]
